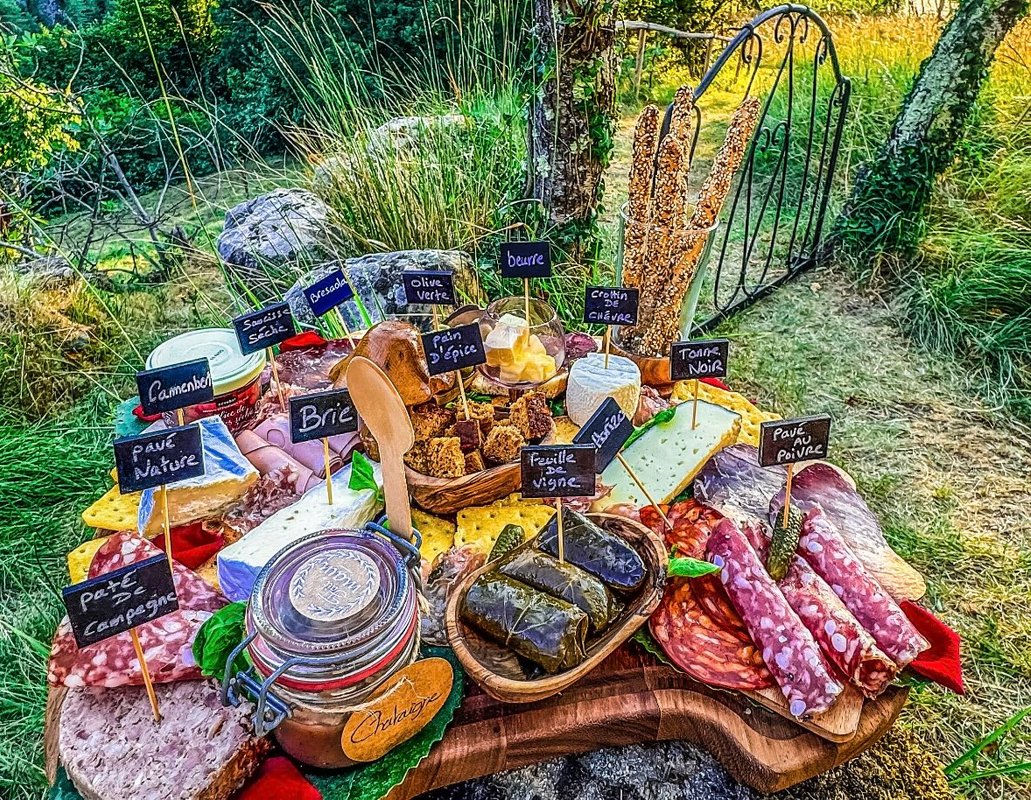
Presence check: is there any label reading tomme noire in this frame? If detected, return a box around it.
[113,424,206,493]
[62,554,180,649]
[420,323,487,376]
[136,358,214,416]
[758,414,832,467]
[573,397,634,472]
[401,270,457,306]
[669,338,730,381]
[289,388,360,444]
[304,270,355,317]
[584,286,639,326]
[499,241,552,279]
[232,302,296,355]
[520,444,597,498]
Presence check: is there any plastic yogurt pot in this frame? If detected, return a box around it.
[145,327,266,432]
[244,529,421,768]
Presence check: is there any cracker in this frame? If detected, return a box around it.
[412,508,456,567]
[67,536,112,583]
[82,483,140,531]
[551,416,581,445]
[455,495,555,555]
[671,381,779,447]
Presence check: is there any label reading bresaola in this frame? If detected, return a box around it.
[289,388,359,444]
[584,286,639,326]
[499,241,552,279]
[421,323,487,376]
[758,414,832,467]
[136,358,214,416]
[521,444,597,498]
[62,554,180,649]
[232,302,296,355]
[670,338,730,381]
[401,270,457,306]
[113,424,206,493]
[573,397,633,472]
[304,270,355,317]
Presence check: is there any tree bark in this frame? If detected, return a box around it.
[833,0,1028,265]
[528,0,617,268]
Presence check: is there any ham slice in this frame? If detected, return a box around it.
[48,533,225,688]
[252,415,358,477]
[235,429,320,494]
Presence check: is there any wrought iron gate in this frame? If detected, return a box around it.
[660,4,851,333]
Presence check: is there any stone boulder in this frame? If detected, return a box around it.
[13,255,76,288]
[367,115,470,160]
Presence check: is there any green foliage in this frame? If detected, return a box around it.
[192,602,249,678]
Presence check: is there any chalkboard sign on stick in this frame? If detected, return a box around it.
[758,414,831,467]
[669,338,730,381]
[402,270,457,306]
[520,445,596,499]
[289,388,359,444]
[232,302,296,355]
[573,398,633,472]
[136,358,214,417]
[113,424,206,494]
[421,323,487,376]
[500,241,551,279]
[584,286,639,327]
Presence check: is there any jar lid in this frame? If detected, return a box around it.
[146,328,266,395]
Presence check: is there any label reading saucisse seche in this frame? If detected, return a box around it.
[669,338,730,381]
[521,444,597,498]
[402,270,457,306]
[573,397,634,472]
[113,424,206,493]
[289,388,359,444]
[499,241,552,279]
[136,358,214,416]
[232,302,296,355]
[420,323,487,376]
[758,414,832,467]
[584,286,639,326]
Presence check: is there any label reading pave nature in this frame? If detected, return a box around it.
[114,424,206,493]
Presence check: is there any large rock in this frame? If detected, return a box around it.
[367,115,470,160]
[217,189,337,300]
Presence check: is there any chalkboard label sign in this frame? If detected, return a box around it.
[758,414,832,467]
[584,286,639,326]
[500,241,551,279]
[233,302,296,355]
[521,444,597,499]
[670,338,730,381]
[304,270,355,317]
[114,424,206,493]
[289,388,359,444]
[421,323,487,376]
[402,270,457,306]
[62,554,180,649]
[136,358,214,416]
[573,397,634,472]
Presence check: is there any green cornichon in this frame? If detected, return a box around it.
[488,524,525,562]
[767,506,805,581]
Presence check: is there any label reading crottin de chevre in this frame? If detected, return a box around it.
[341,657,454,762]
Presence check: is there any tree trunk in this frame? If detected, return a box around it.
[528,0,617,268]
[834,0,1027,266]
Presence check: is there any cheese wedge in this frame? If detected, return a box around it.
[671,381,779,447]
[595,401,741,509]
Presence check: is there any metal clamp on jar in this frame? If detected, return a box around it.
[221,521,423,768]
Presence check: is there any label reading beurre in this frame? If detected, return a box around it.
[341,657,454,762]
[288,550,380,623]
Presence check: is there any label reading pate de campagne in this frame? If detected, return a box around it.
[289,388,359,444]
[420,323,487,376]
[758,414,832,467]
[401,270,457,306]
[304,270,355,317]
[62,554,180,648]
[232,301,296,355]
[136,358,214,416]
[573,397,634,472]
[499,241,552,279]
[521,444,597,498]
[584,286,640,326]
[113,424,206,493]
[669,338,730,381]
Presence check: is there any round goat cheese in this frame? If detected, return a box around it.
[566,352,642,426]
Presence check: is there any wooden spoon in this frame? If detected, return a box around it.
[346,355,416,540]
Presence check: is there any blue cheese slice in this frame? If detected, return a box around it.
[566,352,642,426]
[137,417,258,536]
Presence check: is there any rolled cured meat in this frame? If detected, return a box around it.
[236,430,321,494]
[706,518,844,718]
[799,507,929,668]
[253,415,345,476]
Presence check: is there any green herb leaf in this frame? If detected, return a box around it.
[632,628,682,672]
[192,602,249,679]
[624,404,677,449]
[349,451,385,506]
[667,557,721,578]
[548,397,566,417]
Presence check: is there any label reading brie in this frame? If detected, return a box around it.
[288,550,380,622]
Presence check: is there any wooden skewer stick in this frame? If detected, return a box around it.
[176,408,185,426]
[130,629,161,722]
[691,379,700,430]
[523,277,531,324]
[616,453,672,531]
[603,326,612,370]
[323,438,335,504]
[335,308,356,347]
[781,462,795,528]
[160,485,173,573]
[556,497,565,563]
[268,347,287,412]
[456,371,471,421]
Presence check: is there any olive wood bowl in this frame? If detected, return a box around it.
[445,513,668,704]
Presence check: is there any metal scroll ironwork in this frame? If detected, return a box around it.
[662,4,851,333]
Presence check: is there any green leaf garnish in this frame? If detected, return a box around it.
[667,556,721,578]
[625,404,677,449]
[192,602,249,680]
[349,451,385,506]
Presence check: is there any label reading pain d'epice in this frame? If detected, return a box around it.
[420,323,487,376]
[113,424,206,493]
[232,302,296,355]
[521,444,596,498]
[401,270,457,306]
[136,358,214,416]
[758,414,832,467]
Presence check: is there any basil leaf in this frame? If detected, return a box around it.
[625,404,677,449]
[667,556,720,578]
[349,451,384,506]
[192,602,248,679]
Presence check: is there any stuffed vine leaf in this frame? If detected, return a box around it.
[538,507,646,592]
[499,549,614,633]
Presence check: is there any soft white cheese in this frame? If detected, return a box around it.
[566,352,642,426]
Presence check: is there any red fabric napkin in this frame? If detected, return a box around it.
[900,600,965,694]
[280,331,328,351]
[152,522,225,570]
[236,756,321,800]
[132,404,162,422]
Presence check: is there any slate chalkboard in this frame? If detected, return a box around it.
[521,444,597,498]
[500,241,552,279]
[573,397,634,472]
[402,270,457,306]
[584,286,639,326]
[136,358,214,416]
[114,424,206,493]
[289,388,359,444]
[421,323,487,376]
[758,414,832,467]
[670,338,730,381]
[304,270,355,317]
[233,301,296,355]
[62,553,180,649]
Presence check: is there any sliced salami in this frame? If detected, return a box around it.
[799,507,929,668]
[707,518,843,718]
